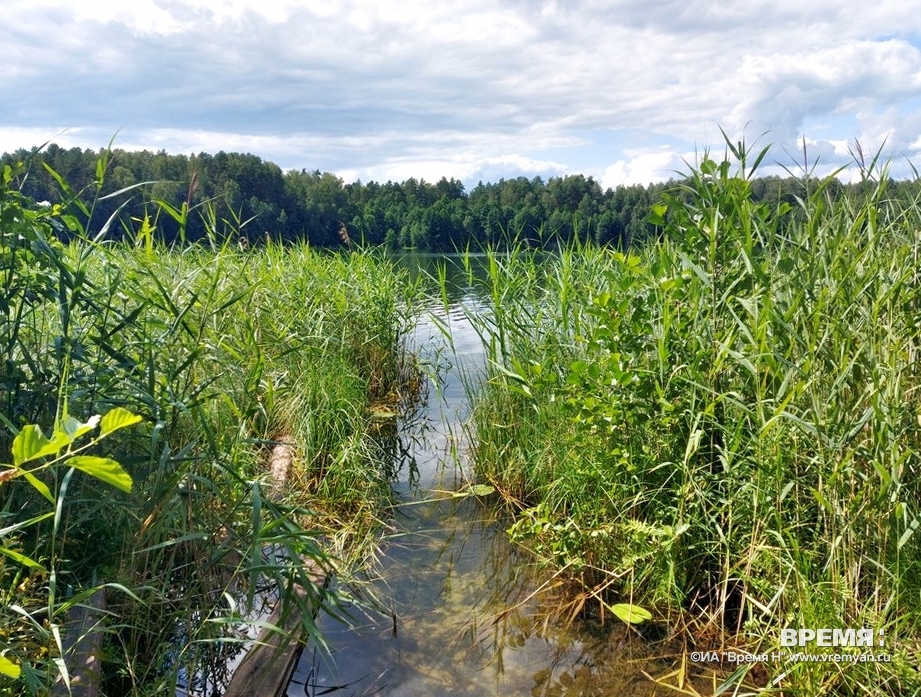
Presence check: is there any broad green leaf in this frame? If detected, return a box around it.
[0,655,21,679]
[12,425,70,466]
[58,414,100,442]
[648,202,668,226]
[0,545,46,571]
[449,484,496,499]
[13,425,50,465]
[100,408,142,437]
[67,456,133,493]
[609,603,652,625]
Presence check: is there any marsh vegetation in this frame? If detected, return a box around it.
[456,142,921,694]
[0,155,416,694]
[3,138,921,697]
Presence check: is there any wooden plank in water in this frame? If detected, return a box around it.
[223,565,326,697]
[52,589,106,697]
[224,438,327,697]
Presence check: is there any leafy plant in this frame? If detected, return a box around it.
[454,137,921,694]
[1,407,139,688]
[1,149,419,695]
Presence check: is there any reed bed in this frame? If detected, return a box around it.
[0,159,416,695]
[457,146,921,694]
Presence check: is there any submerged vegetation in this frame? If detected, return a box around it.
[457,142,921,694]
[0,156,416,694]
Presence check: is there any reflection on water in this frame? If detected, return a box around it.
[294,497,595,696]
[288,254,675,697]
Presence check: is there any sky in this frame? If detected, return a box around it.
[4,0,921,189]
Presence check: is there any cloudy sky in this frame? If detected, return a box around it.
[4,0,921,188]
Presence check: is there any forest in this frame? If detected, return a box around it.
[0,143,879,251]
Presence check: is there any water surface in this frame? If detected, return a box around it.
[288,254,676,697]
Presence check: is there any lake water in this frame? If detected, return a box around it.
[286,254,674,697]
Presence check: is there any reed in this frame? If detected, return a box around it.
[0,156,416,695]
[455,141,921,694]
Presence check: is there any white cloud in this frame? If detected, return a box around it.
[456,154,569,185]
[0,128,87,157]
[602,147,689,188]
[73,0,187,35]
[4,1,921,183]
[728,40,921,141]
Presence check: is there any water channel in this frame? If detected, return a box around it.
[286,254,674,697]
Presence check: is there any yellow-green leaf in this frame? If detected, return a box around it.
[369,406,398,420]
[0,655,21,679]
[23,472,53,504]
[67,456,132,493]
[0,545,46,571]
[648,202,668,226]
[100,408,142,437]
[12,425,71,466]
[609,603,652,625]
[59,414,101,442]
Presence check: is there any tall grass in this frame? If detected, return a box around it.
[0,157,416,694]
[457,144,921,694]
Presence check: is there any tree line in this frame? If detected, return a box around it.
[2,144,911,250]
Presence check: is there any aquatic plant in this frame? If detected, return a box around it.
[456,138,921,694]
[0,153,416,695]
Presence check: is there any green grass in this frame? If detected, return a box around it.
[454,143,921,694]
[0,157,418,695]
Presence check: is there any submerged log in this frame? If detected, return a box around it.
[223,564,326,697]
[223,436,328,697]
[52,589,106,697]
[51,436,326,697]
[267,438,295,499]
